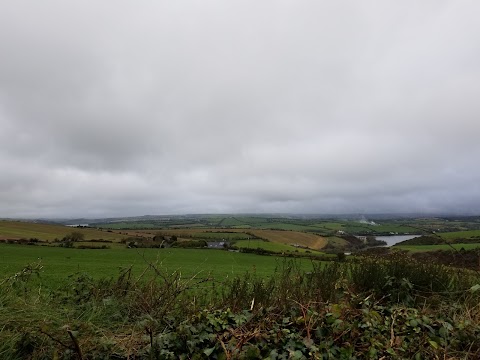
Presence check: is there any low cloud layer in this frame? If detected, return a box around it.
[1,1,480,218]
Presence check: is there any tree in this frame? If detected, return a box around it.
[63,231,85,242]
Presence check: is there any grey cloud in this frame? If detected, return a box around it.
[1,1,480,217]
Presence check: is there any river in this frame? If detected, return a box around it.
[375,234,422,246]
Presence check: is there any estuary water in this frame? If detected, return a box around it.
[375,234,422,247]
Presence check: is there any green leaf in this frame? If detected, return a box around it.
[470,284,480,292]
[439,326,448,338]
[204,347,215,356]
[269,349,279,359]
[428,340,438,349]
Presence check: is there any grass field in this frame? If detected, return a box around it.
[0,244,314,288]
[0,220,124,241]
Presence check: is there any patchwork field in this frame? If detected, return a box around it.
[120,228,328,251]
[4,216,480,261]
[93,216,428,235]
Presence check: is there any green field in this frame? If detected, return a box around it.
[0,244,313,288]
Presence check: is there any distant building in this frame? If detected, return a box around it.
[207,241,226,249]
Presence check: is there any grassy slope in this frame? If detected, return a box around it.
[0,220,124,241]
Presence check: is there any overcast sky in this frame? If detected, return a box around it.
[1,1,480,218]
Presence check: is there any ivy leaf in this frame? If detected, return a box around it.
[269,349,279,359]
[204,347,215,356]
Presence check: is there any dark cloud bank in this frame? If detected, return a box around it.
[1,1,479,218]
